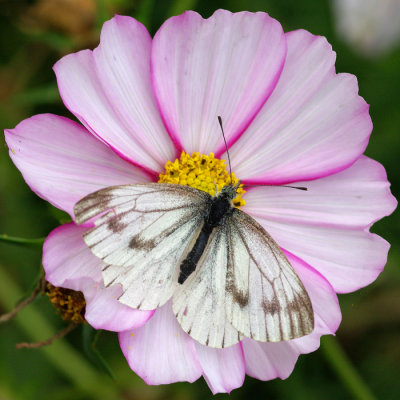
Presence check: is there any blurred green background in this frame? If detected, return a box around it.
[0,0,399,399]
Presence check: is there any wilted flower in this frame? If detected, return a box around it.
[5,10,396,394]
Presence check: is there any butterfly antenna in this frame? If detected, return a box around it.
[217,116,233,185]
[243,184,308,191]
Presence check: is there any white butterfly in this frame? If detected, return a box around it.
[74,182,314,348]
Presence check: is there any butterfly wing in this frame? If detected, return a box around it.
[225,209,314,342]
[172,224,242,348]
[74,183,211,310]
[173,207,314,348]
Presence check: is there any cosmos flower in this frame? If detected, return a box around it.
[4,10,396,394]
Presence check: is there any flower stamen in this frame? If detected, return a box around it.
[158,151,246,207]
[46,283,86,324]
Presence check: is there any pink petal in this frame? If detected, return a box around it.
[43,223,152,331]
[151,10,286,154]
[5,114,148,218]
[229,29,372,184]
[79,278,154,332]
[242,157,395,293]
[243,157,397,229]
[243,251,341,381]
[285,251,341,343]
[43,224,102,285]
[54,15,175,174]
[242,339,299,381]
[195,343,245,394]
[119,302,202,385]
[253,219,389,293]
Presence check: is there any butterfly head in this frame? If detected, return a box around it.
[219,182,241,202]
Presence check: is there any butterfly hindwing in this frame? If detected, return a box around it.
[172,225,242,348]
[74,183,211,310]
[225,209,314,342]
[172,206,313,348]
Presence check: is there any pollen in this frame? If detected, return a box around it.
[158,151,246,207]
[46,283,86,324]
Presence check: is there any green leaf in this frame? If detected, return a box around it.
[82,325,115,380]
[0,234,45,248]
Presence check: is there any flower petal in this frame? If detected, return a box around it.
[242,157,395,293]
[54,15,175,173]
[119,302,202,385]
[243,251,341,381]
[242,339,298,381]
[43,224,102,286]
[78,278,154,331]
[151,10,286,154]
[253,219,389,293]
[229,29,372,184]
[243,157,397,229]
[5,114,148,218]
[285,251,341,343]
[43,223,152,331]
[195,343,245,394]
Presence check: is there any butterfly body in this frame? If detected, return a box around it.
[179,184,237,284]
[74,183,314,348]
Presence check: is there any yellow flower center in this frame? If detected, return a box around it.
[46,283,86,324]
[158,151,246,207]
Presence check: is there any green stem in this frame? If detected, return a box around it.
[321,335,377,400]
[0,234,45,248]
[0,266,113,396]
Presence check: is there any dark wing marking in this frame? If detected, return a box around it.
[74,183,211,310]
[225,209,314,342]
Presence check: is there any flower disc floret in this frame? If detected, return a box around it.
[46,283,86,324]
[158,151,246,207]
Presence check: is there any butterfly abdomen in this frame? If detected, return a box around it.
[178,193,233,284]
[178,229,209,284]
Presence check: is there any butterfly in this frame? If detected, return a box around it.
[74,180,314,348]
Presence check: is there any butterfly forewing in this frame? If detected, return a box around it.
[74,183,211,309]
[225,209,314,342]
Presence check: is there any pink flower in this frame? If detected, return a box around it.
[4,10,396,394]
